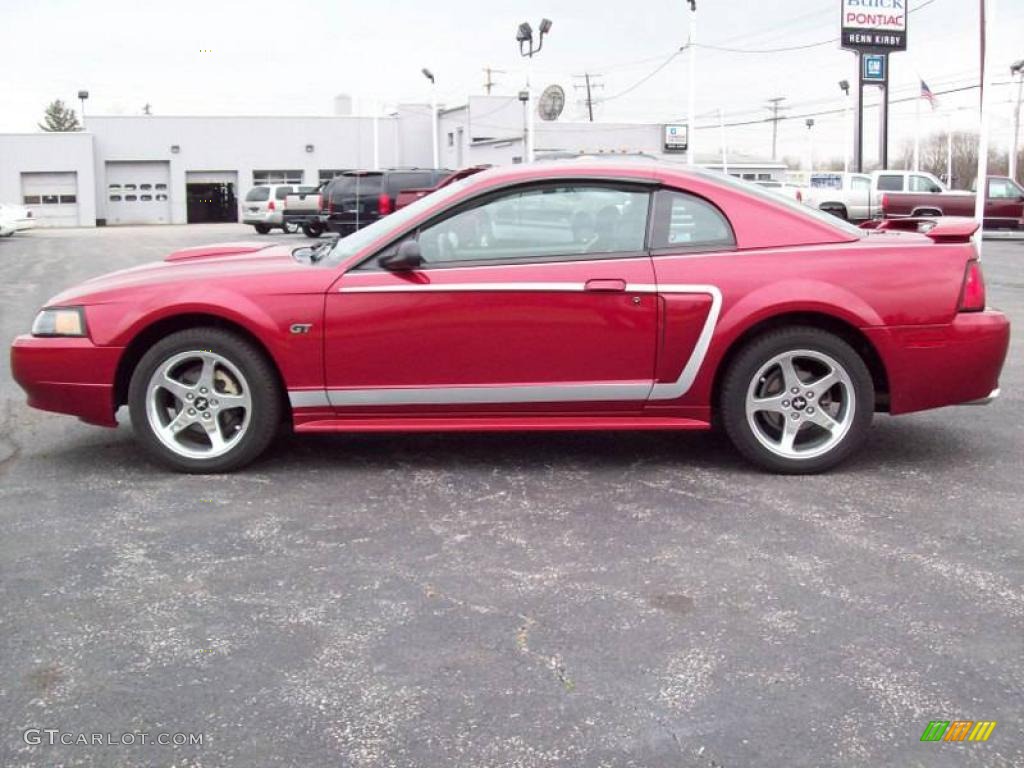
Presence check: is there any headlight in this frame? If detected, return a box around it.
[31,307,87,337]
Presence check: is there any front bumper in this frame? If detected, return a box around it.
[10,335,122,426]
[866,310,1010,415]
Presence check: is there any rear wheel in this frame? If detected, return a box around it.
[281,221,298,234]
[721,327,873,474]
[128,328,282,473]
[301,223,323,238]
[253,224,271,235]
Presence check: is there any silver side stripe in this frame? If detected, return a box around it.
[291,282,723,407]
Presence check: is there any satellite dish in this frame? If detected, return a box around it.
[537,85,565,121]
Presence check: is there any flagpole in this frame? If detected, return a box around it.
[974,0,997,256]
[914,88,921,171]
[946,113,953,187]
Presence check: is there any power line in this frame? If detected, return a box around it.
[597,48,686,104]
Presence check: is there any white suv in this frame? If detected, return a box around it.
[242,185,300,234]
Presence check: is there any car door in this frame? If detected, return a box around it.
[986,178,1024,228]
[324,181,658,415]
[849,175,871,220]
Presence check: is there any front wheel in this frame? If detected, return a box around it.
[253,224,271,235]
[281,221,299,234]
[128,328,282,473]
[720,327,874,474]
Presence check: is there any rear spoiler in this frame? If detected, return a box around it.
[859,216,980,243]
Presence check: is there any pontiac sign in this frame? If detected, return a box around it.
[840,0,907,52]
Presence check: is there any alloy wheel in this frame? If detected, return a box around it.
[145,350,252,460]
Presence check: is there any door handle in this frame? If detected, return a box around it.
[584,278,627,292]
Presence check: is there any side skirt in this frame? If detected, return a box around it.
[293,415,711,434]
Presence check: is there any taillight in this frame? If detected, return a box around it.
[378,193,392,215]
[958,260,986,312]
[267,199,276,211]
[881,193,889,210]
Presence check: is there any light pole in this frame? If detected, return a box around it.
[687,1,697,165]
[77,90,89,129]
[805,118,815,173]
[421,69,438,168]
[516,18,553,163]
[839,80,851,174]
[1011,59,1024,184]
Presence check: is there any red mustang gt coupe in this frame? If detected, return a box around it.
[11,162,1010,473]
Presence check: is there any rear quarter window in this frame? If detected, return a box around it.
[876,175,904,191]
[651,189,735,250]
[246,187,270,202]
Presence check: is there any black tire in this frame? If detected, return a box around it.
[821,204,848,221]
[253,224,271,235]
[301,223,323,238]
[720,326,874,474]
[128,328,282,473]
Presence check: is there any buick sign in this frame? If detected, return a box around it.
[840,0,907,52]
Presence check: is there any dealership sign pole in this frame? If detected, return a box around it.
[840,0,907,172]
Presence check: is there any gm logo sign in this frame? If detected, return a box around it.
[862,54,887,83]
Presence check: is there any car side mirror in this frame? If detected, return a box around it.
[380,239,422,271]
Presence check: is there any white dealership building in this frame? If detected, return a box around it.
[0,96,785,228]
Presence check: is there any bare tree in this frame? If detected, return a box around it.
[897,131,1009,189]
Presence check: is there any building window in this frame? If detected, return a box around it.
[109,195,122,202]
[447,132,454,147]
[318,169,347,184]
[41,195,59,204]
[757,173,772,181]
[140,194,152,201]
[140,183,152,190]
[253,170,303,185]
[125,195,138,201]
[155,193,168,201]
[123,183,137,190]
[155,183,167,190]
[108,184,121,191]
[23,195,41,205]
[59,195,77,204]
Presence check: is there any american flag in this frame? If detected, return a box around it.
[920,80,938,109]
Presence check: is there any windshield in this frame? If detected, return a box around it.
[324,176,477,265]
[700,169,863,238]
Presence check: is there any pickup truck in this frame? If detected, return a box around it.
[282,185,326,238]
[879,175,1024,230]
[394,165,491,209]
[801,172,874,221]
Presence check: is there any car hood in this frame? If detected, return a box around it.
[47,242,308,305]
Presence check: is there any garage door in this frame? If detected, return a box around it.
[106,161,171,224]
[21,172,79,227]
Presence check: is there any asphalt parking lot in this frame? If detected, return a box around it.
[1,223,1021,767]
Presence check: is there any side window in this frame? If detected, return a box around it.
[988,178,1019,199]
[910,175,939,193]
[876,175,903,191]
[650,189,734,250]
[851,176,870,192]
[413,184,651,266]
[274,187,292,200]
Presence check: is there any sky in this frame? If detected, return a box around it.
[2,0,1022,166]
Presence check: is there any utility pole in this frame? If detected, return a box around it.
[974,0,998,256]
[573,73,604,121]
[686,1,697,165]
[482,67,506,95]
[765,97,786,161]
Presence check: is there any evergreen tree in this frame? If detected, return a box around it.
[39,100,81,132]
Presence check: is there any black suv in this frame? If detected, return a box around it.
[322,169,450,235]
